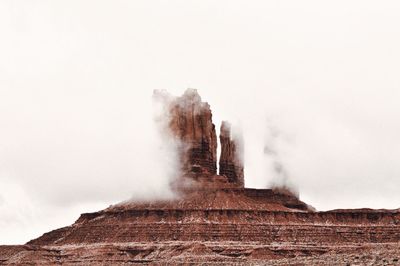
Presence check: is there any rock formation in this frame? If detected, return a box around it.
[167,89,218,177]
[164,90,245,188]
[219,121,244,187]
[1,89,399,265]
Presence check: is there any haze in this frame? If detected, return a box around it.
[1,1,400,244]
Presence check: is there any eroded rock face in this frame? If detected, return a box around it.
[2,199,399,265]
[158,90,244,188]
[2,243,400,265]
[168,89,218,176]
[219,121,244,187]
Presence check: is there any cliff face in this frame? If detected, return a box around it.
[168,89,218,176]
[2,199,399,265]
[219,121,244,187]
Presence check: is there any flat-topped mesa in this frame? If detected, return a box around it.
[169,89,218,177]
[219,121,244,187]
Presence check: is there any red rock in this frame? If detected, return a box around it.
[219,121,244,187]
[168,89,218,177]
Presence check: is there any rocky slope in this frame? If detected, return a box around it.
[1,89,399,265]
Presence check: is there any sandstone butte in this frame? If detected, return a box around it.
[1,89,400,265]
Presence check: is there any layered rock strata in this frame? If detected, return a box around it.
[27,206,400,246]
[1,198,399,265]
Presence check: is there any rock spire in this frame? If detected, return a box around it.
[168,89,218,176]
[219,121,244,187]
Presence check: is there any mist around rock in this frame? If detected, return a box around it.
[263,122,299,197]
[147,89,294,197]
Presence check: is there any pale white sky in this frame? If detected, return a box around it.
[1,1,400,244]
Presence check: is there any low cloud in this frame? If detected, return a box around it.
[263,122,299,197]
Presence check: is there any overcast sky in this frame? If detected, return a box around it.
[1,1,400,244]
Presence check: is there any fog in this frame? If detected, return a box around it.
[1,1,400,244]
